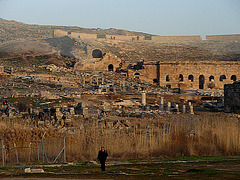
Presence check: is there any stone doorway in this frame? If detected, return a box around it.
[108,64,114,71]
[199,75,205,89]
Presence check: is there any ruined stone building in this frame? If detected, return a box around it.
[224,82,240,114]
[54,29,240,90]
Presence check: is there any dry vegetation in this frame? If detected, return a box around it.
[0,113,239,164]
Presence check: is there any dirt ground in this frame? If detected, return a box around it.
[1,156,240,179]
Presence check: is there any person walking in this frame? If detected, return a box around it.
[97,146,108,171]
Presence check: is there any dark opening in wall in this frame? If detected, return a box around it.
[188,75,194,82]
[179,74,183,81]
[108,64,114,71]
[92,49,103,58]
[220,75,226,81]
[153,78,158,83]
[209,75,214,81]
[166,75,170,82]
[199,75,205,89]
[134,72,140,76]
[231,75,237,81]
[166,85,171,88]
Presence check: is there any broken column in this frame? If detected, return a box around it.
[182,105,186,113]
[159,97,164,110]
[190,105,194,115]
[83,77,86,87]
[175,104,180,114]
[96,77,99,85]
[167,102,171,112]
[89,77,93,84]
[142,91,146,106]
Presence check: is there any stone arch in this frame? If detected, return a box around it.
[108,64,114,71]
[188,75,194,82]
[166,75,170,82]
[219,75,226,81]
[231,75,237,81]
[179,74,183,81]
[199,75,205,89]
[92,49,103,58]
[209,75,214,81]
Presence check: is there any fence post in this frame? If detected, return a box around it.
[2,135,4,166]
[29,143,32,162]
[37,147,40,162]
[14,143,18,163]
[64,133,66,163]
[42,132,48,163]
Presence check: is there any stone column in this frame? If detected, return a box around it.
[182,105,186,113]
[142,92,146,106]
[89,77,93,84]
[159,97,164,110]
[113,86,117,93]
[175,104,180,114]
[167,102,171,112]
[83,77,86,87]
[96,77,99,85]
[190,105,194,115]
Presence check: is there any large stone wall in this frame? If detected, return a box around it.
[152,36,202,41]
[54,29,202,41]
[75,53,122,71]
[206,34,240,41]
[133,61,240,89]
[54,29,240,43]
[224,83,240,114]
[53,29,68,38]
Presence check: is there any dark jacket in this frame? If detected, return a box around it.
[97,150,108,162]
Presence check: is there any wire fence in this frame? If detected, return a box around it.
[0,132,66,166]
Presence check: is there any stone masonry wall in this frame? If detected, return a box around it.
[134,61,240,89]
[224,83,240,114]
[54,29,202,41]
[152,35,202,41]
[206,34,240,41]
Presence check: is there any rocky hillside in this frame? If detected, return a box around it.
[0,19,240,65]
[0,19,149,44]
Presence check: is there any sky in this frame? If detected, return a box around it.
[0,0,240,36]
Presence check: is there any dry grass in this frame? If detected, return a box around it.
[0,113,240,164]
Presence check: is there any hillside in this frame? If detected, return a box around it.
[0,19,149,44]
[0,19,240,67]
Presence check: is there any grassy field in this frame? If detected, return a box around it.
[1,156,240,179]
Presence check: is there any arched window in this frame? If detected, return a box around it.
[179,74,183,81]
[92,49,103,58]
[166,75,170,82]
[134,72,140,76]
[199,75,205,89]
[220,75,226,81]
[231,75,237,82]
[188,75,194,82]
[209,75,214,81]
[108,64,114,71]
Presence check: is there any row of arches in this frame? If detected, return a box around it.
[166,74,237,82]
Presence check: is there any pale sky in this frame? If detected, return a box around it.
[0,0,240,36]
